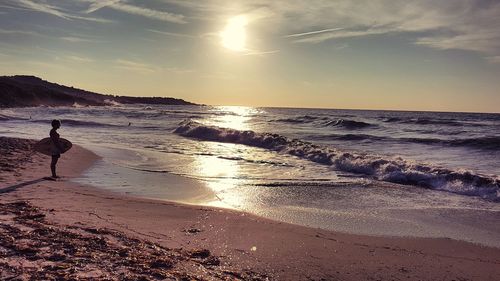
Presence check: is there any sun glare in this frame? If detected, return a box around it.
[220,15,248,52]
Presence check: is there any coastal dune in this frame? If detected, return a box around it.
[1,137,499,280]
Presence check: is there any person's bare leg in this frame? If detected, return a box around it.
[51,155,59,178]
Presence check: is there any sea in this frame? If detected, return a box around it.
[1,105,499,247]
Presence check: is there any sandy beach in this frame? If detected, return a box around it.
[1,137,499,280]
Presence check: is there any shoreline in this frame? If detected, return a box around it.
[1,137,500,280]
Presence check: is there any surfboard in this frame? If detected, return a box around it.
[34,138,72,156]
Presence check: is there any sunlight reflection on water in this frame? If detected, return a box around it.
[191,141,246,208]
[204,106,262,131]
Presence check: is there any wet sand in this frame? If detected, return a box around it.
[1,137,499,280]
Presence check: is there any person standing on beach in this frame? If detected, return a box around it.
[50,119,63,178]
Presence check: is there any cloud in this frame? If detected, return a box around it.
[147,29,195,38]
[166,0,500,61]
[60,36,97,43]
[114,59,193,74]
[63,55,94,63]
[415,31,500,54]
[85,0,120,13]
[8,0,112,23]
[67,14,115,23]
[292,27,393,44]
[242,49,280,56]
[15,0,69,19]
[0,28,44,37]
[284,28,344,38]
[114,59,160,73]
[83,1,186,24]
[486,56,500,64]
[165,67,195,74]
[5,0,500,62]
[0,29,103,45]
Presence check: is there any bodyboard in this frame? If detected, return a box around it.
[34,137,72,156]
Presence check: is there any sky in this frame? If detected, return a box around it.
[1,0,500,113]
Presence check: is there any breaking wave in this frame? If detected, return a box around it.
[310,134,500,150]
[394,137,500,150]
[324,119,374,129]
[174,121,500,201]
[273,115,325,124]
[383,117,473,127]
[31,119,122,128]
[0,113,27,121]
[0,114,12,121]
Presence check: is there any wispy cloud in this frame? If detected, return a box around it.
[415,31,500,54]
[292,27,392,44]
[486,56,500,64]
[114,59,194,74]
[147,29,195,38]
[15,0,69,19]
[68,14,114,23]
[0,28,44,37]
[85,0,120,13]
[165,67,195,74]
[83,1,186,24]
[284,28,344,38]
[110,3,186,24]
[9,0,112,23]
[279,0,500,60]
[169,0,500,61]
[242,50,280,56]
[63,55,94,63]
[0,4,32,11]
[114,59,160,73]
[60,36,97,43]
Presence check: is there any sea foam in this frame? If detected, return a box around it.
[174,120,500,201]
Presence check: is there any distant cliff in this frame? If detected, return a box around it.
[0,75,197,108]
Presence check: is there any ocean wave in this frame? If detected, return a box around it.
[217,156,295,167]
[382,117,403,123]
[412,118,463,126]
[0,114,11,121]
[449,137,500,150]
[31,119,122,128]
[103,99,122,106]
[0,113,27,121]
[396,136,500,150]
[174,121,499,201]
[273,115,325,124]
[324,119,375,129]
[159,109,239,117]
[253,181,357,187]
[311,133,500,150]
[383,117,465,126]
[311,134,386,142]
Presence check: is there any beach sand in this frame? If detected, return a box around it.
[1,137,499,280]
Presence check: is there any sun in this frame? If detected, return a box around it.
[220,15,248,52]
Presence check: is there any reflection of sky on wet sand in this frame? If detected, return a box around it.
[190,106,258,208]
[191,145,244,209]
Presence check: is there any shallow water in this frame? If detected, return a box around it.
[1,105,499,246]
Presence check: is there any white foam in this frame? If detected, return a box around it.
[175,121,500,201]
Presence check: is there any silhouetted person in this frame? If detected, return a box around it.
[50,119,63,178]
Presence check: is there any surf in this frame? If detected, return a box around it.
[174,120,500,201]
